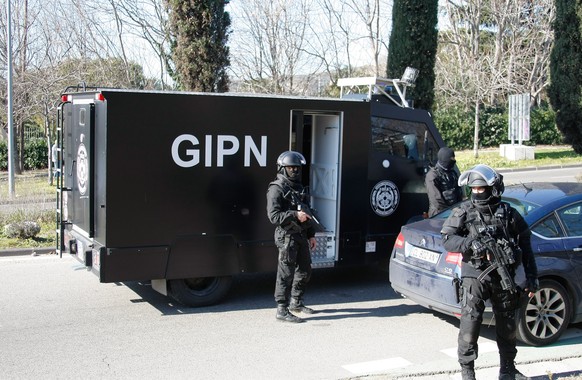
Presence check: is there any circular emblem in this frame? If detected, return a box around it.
[370,180,400,216]
[77,142,89,195]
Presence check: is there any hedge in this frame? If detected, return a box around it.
[433,105,563,150]
[0,139,49,171]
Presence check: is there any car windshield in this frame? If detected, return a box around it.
[432,197,540,219]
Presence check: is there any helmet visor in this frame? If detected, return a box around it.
[458,164,498,187]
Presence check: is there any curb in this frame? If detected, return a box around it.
[497,163,582,173]
[0,247,56,257]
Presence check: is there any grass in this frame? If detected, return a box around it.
[0,145,580,250]
[455,145,581,172]
[0,170,56,249]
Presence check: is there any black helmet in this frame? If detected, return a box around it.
[276,151,306,182]
[276,151,306,171]
[458,164,504,207]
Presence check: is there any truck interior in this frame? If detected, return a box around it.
[291,110,341,267]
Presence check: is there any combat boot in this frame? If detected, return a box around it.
[289,299,315,314]
[276,305,304,323]
[460,364,476,380]
[499,359,529,380]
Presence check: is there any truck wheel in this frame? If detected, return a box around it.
[516,279,571,346]
[168,276,233,307]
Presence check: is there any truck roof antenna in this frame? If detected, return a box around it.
[337,67,419,108]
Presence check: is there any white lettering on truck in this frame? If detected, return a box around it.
[172,134,268,168]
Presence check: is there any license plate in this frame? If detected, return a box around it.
[408,246,440,264]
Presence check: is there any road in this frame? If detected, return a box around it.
[0,254,581,379]
[501,165,581,185]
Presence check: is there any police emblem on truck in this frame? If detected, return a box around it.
[370,180,400,216]
[77,134,89,196]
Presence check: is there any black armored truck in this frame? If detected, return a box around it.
[56,73,446,306]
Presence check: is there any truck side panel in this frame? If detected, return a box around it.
[62,90,443,284]
[99,91,368,280]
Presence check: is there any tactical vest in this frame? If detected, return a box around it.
[464,202,522,269]
[268,179,310,234]
[434,166,460,205]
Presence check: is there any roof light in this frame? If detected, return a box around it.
[394,232,404,249]
[95,93,105,102]
[61,94,71,102]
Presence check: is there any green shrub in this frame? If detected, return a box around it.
[433,106,474,150]
[0,141,6,170]
[433,105,564,150]
[24,139,49,170]
[529,106,563,145]
[0,138,49,171]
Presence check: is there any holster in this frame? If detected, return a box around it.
[453,274,462,304]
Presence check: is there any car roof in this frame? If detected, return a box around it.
[503,182,582,206]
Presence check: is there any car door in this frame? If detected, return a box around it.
[556,201,582,280]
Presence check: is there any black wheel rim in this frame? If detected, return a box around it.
[183,277,220,296]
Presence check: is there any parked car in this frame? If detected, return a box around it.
[389,182,582,346]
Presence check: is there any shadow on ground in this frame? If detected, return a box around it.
[123,266,416,317]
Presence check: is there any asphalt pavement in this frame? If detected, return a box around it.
[2,164,581,379]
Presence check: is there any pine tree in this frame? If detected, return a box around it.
[548,0,582,154]
[168,0,230,92]
[386,0,438,111]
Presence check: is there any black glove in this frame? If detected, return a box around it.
[525,277,539,293]
[470,239,487,258]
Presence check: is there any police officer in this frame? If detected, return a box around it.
[266,151,317,323]
[440,164,538,380]
[425,147,463,216]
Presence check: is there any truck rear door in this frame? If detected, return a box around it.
[65,102,95,237]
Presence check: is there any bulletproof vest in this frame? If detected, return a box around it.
[435,167,460,205]
[465,203,510,241]
[269,177,310,234]
[464,202,522,269]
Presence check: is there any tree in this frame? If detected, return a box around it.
[167,0,230,92]
[112,0,175,90]
[229,0,392,96]
[436,0,554,156]
[387,0,438,111]
[548,0,582,154]
[228,0,314,95]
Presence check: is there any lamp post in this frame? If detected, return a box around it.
[6,0,15,196]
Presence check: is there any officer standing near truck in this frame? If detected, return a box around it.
[440,164,538,380]
[266,151,317,323]
[425,147,463,216]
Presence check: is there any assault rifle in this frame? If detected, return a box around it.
[283,187,325,232]
[476,234,518,294]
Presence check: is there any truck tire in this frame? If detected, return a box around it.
[168,276,233,307]
[516,279,571,346]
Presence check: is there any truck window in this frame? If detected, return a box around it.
[371,117,437,163]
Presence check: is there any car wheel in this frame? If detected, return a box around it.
[516,279,571,346]
[169,276,233,307]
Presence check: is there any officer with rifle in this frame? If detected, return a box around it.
[266,151,318,323]
[441,164,538,380]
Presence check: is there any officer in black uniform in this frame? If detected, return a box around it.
[266,151,317,323]
[425,147,463,216]
[440,164,538,380]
